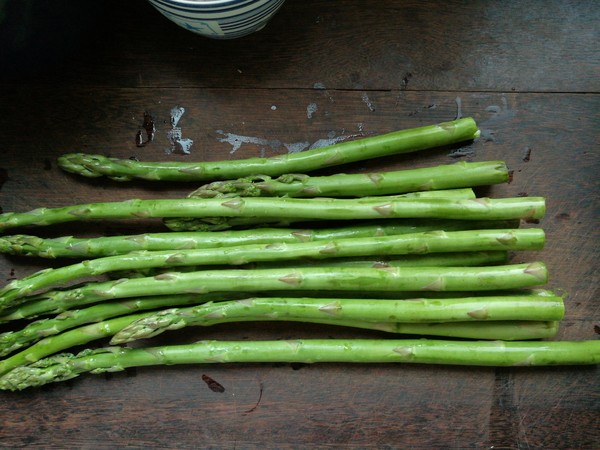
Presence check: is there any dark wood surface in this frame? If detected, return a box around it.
[0,1,598,448]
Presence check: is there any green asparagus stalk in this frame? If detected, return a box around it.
[0,291,247,322]
[0,219,520,258]
[275,251,509,269]
[0,291,566,374]
[163,188,477,231]
[344,189,478,200]
[187,181,486,198]
[110,295,565,344]
[187,161,509,198]
[0,310,563,378]
[57,118,480,182]
[260,288,560,302]
[0,229,544,310]
[0,196,546,234]
[0,293,241,357]
[108,251,509,279]
[388,321,559,341]
[4,338,599,390]
[0,312,153,376]
[5,263,548,318]
[0,292,563,372]
[0,189,475,236]
[0,289,559,359]
[0,287,556,323]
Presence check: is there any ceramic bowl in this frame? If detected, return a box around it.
[147,0,286,39]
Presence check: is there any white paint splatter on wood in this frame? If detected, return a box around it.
[175,138,194,155]
[309,133,363,150]
[170,106,185,127]
[215,130,364,154]
[216,130,282,154]
[313,82,334,102]
[455,96,463,120]
[479,95,518,142]
[361,92,375,112]
[166,106,193,154]
[285,141,310,153]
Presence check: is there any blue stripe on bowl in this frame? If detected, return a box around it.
[147,0,284,38]
[150,0,263,16]
[151,4,271,24]
[219,0,284,30]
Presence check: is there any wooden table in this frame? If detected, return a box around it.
[0,1,598,447]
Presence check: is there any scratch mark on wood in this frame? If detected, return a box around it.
[244,381,264,414]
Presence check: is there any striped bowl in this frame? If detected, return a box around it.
[147,0,286,39]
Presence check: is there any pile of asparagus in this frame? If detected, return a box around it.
[0,118,598,391]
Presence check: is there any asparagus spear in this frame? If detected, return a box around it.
[0,219,520,258]
[0,309,562,378]
[4,338,599,390]
[0,291,246,322]
[0,287,555,323]
[163,188,477,231]
[57,118,480,182]
[0,189,475,235]
[187,161,509,198]
[388,321,559,341]
[0,229,545,310]
[0,290,555,356]
[0,288,558,358]
[110,295,565,344]
[0,293,241,357]
[0,295,564,375]
[5,263,548,318]
[260,251,510,269]
[0,196,546,234]
[0,312,154,376]
[108,251,509,279]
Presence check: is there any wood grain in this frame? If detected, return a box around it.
[0,0,598,448]
[5,0,598,93]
